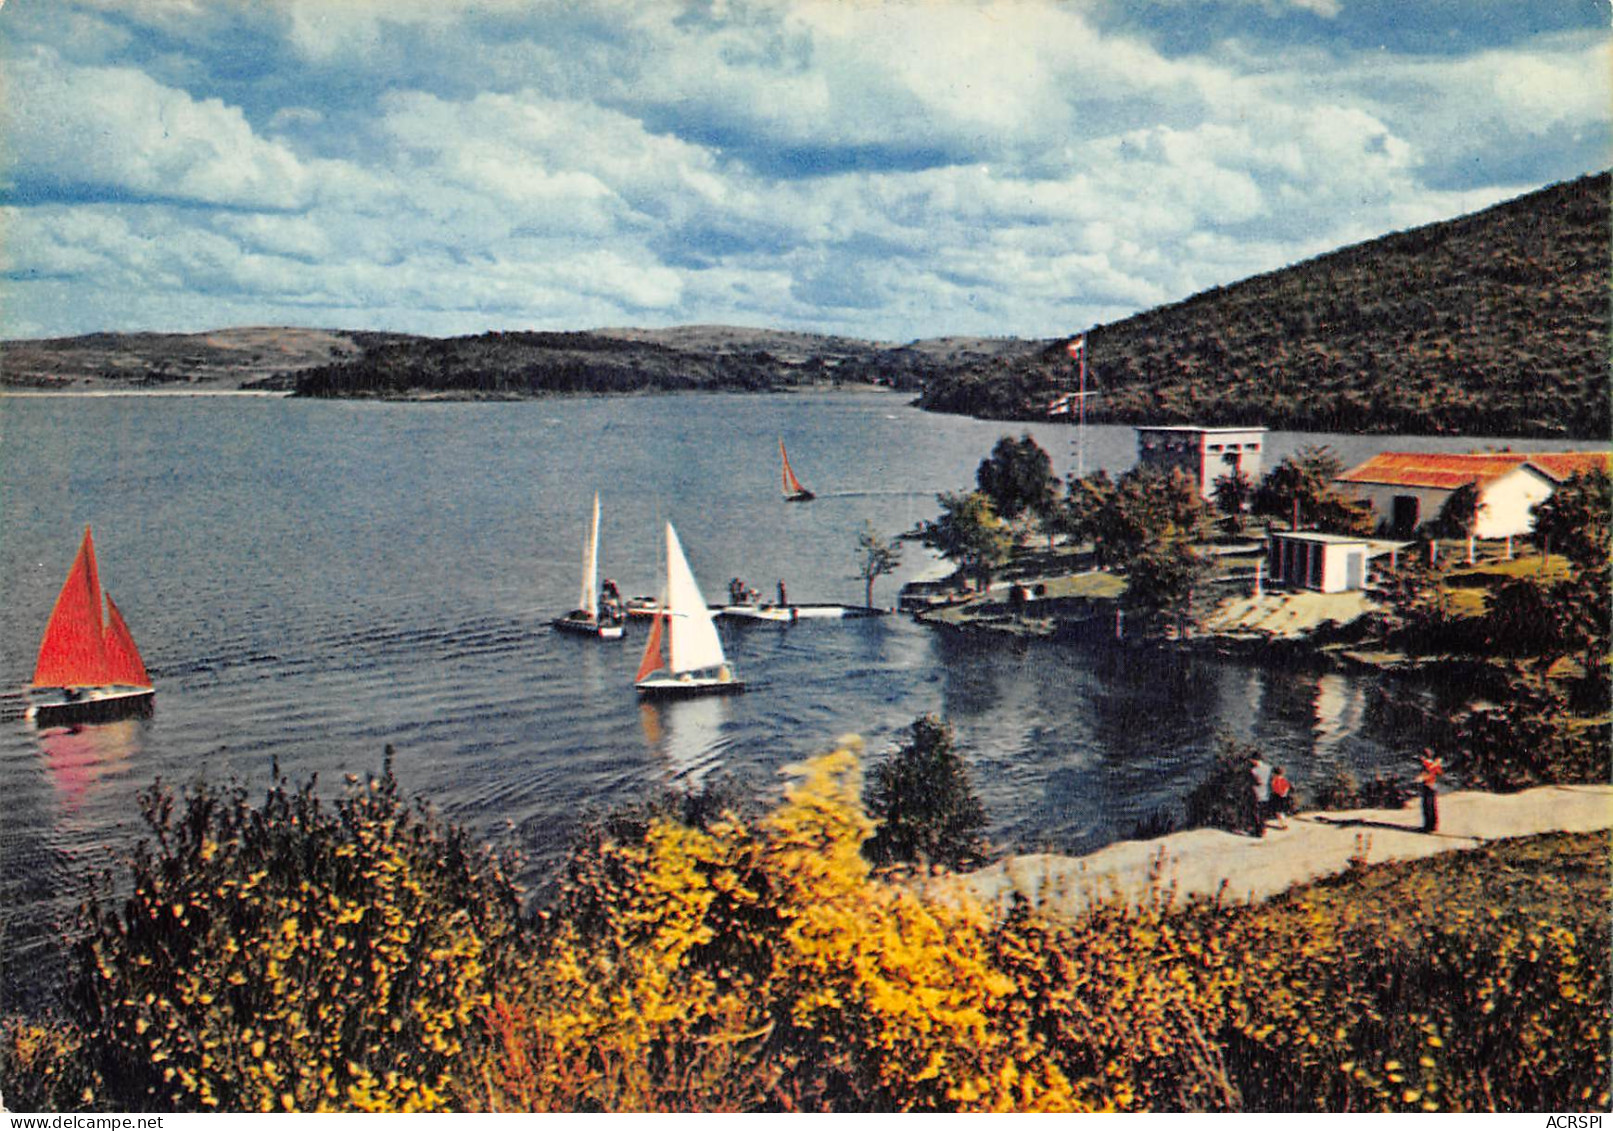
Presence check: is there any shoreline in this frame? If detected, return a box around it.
[0,388,293,398]
[0,381,903,402]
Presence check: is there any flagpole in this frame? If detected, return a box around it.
[1075,334,1087,480]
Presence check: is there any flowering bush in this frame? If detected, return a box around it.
[58,756,527,1111]
[483,742,1076,1111]
[4,743,1604,1113]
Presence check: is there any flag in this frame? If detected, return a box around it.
[1066,336,1085,360]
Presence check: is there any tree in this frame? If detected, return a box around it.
[1062,470,1119,567]
[922,491,1013,589]
[976,434,1058,545]
[1211,468,1253,536]
[854,521,903,608]
[863,715,988,870]
[1375,551,1456,650]
[1429,481,1484,560]
[1482,575,1568,664]
[1105,466,1211,558]
[1125,537,1210,632]
[1255,445,1372,533]
[1532,469,1612,568]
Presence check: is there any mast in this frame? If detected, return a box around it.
[1067,334,1088,481]
[1078,335,1087,481]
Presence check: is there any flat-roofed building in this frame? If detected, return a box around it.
[1134,425,1267,499]
[1267,531,1373,593]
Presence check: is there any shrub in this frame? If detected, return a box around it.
[1,1017,94,1111]
[61,753,526,1112]
[1306,766,1360,811]
[1182,737,1261,833]
[863,716,988,870]
[1360,773,1411,810]
[484,743,1076,1112]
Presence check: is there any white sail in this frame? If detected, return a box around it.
[578,494,600,617]
[663,522,726,674]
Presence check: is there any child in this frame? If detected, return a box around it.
[1269,766,1293,830]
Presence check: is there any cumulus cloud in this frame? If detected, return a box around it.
[4,47,312,209]
[2,0,1606,341]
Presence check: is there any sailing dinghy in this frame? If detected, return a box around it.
[634,523,744,697]
[28,527,155,725]
[779,439,815,502]
[553,493,625,639]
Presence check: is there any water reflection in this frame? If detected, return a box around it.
[36,716,148,809]
[639,694,731,787]
[1311,672,1366,765]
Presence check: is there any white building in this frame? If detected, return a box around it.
[1134,426,1267,499]
[1266,531,1373,593]
[1334,452,1609,539]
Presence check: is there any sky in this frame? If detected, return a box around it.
[1,0,1607,343]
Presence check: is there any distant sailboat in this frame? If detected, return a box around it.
[553,493,625,639]
[29,527,155,725]
[780,439,815,502]
[634,523,744,697]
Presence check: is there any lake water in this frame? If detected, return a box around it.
[0,391,1585,1008]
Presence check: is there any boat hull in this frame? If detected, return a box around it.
[715,604,886,621]
[635,674,747,698]
[28,685,154,727]
[552,613,625,639]
[784,490,815,503]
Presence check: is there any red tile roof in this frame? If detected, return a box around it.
[1526,451,1613,482]
[1336,450,1612,491]
[1337,452,1532,491]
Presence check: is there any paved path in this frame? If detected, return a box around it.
[949,785,1613,919]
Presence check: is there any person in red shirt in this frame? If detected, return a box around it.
[1269,767,1293,829]
[1418,751,1443,833]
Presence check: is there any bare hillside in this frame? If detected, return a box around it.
[0,327,418,392]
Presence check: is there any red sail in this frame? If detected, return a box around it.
[634,612,668,683]
[32,527,112,688]
[102,593,152,688]
[780,439,807,496]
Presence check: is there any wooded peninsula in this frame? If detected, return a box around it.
[3,172,1605,440]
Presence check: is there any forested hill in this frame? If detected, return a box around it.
[920,172,1609,439]
[291,328,1030,399]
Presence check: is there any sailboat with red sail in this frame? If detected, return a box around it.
[634,522,744,698]
[779,438,815,502]
[28,527,155,725]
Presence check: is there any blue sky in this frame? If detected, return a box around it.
[2,0,1606,342]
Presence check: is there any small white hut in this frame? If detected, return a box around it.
[1266,531,1373,593]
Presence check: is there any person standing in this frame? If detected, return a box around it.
[1269,766,1292,830]
[1249,754,1273,838]
[1418,751,1443,833]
